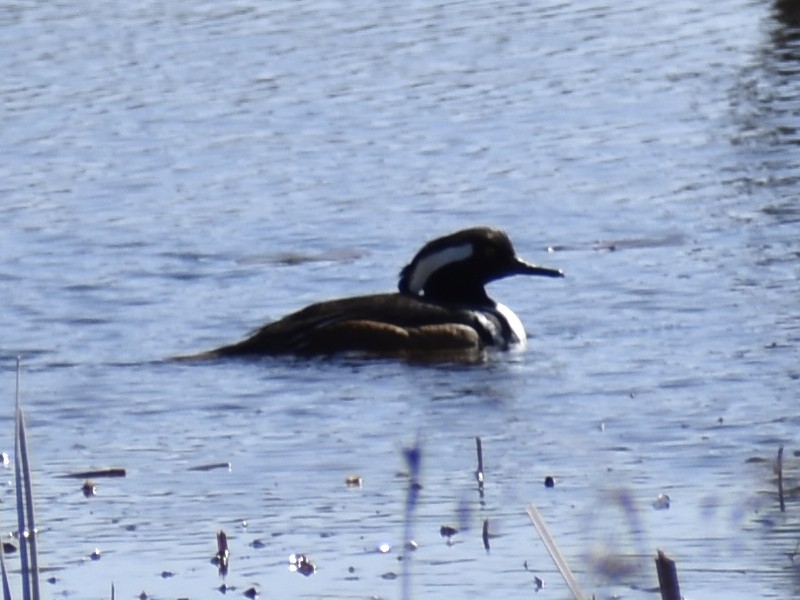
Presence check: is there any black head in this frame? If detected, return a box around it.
[398,227,563,305]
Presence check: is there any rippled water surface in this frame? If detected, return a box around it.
[2,1,800,598]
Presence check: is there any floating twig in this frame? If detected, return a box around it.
[778,445,785,513]
[482,519,490,553]
[526,504,586,600]
[62,468,126,479]
[654,549,681,600]
[187,462,231,473]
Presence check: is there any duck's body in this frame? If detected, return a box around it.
[198,227,563,359]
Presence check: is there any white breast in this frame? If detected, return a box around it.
[494,302,527,348]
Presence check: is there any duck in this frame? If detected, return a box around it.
[195,226,563,358]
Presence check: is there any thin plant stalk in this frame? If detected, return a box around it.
[778,445,785,512]
[17,407,41,600]
[0,523,12,600]
[14,357,40,600]
[401,437,422,600]
[526,503,586,600]
[14,359,30,600]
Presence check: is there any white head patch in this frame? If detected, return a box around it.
[406,243,473,295]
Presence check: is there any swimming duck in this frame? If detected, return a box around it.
[199,227,563,358]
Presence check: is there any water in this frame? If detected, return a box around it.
[2,1,799,598]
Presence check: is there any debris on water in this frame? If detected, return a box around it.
[544,476,555,488]
[2,542,16,554]
[82,479,96,497]
[405,540,418,552]
[138,592,148,600]
[440,525,458,545]
[533,575,544,591]
[289,553,316,576]
[381,571,398,580]
[64,468,126,479]
[250,539,266,549]
[90,548,102,560]
[482,519,490,552]
[218,582,234,593]
[0,452,9,467]
[47,576,57,584]
[160,570,175,578]
[345,474,363,487]
[243,585,259,598]
[376,543,391,554]
[652,493,671,510]
[211,530,230,576]
[187,462,231,472]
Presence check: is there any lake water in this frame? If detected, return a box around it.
[2,1,799,598]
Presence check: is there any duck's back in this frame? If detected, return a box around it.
[211,293,498,356]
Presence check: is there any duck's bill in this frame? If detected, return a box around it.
[514,258,565,278]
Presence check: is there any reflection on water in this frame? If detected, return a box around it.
[730,0,800,208]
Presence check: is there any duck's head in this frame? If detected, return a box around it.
[398,227,563,305]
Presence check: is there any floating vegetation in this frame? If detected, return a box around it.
[81,480,96,498]
[345,475,363,487]
[288,553,316,576]
[439,524,458,546]
[652,493,671,510]
[532,574,544,591]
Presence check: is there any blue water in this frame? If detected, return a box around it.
[2,1,799,598]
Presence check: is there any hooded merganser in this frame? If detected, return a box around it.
[197,227,563,358]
